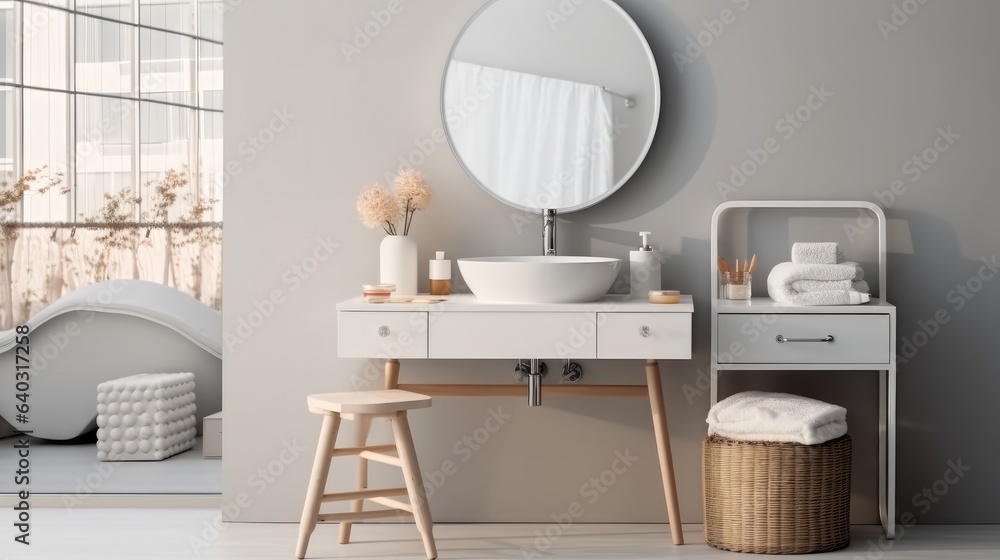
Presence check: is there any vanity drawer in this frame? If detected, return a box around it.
[338,312,428,359]
[597,313,692,359]
[717,314,889,364]
[428,312,596,359]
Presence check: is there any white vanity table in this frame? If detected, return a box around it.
[710,201,897,539]
[353,0,690,544]
[337,294,693,545]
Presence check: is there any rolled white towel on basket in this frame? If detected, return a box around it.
[791,242,842,265]
[707,391,848,445]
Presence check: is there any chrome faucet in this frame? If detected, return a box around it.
[523,209,557,406]
[543,208,556,256]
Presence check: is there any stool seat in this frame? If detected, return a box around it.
[307,390,432,415]
[296,389,436,559]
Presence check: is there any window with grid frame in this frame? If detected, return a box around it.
[0,0,223,224]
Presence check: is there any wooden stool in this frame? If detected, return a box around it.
[295,390,436,559]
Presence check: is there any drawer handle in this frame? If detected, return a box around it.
[377,325,390,338]
[638,325,651,338]
[775,334,835,343]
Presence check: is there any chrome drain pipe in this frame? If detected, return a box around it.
[528,358,542,406]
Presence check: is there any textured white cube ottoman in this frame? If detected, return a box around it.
[96,373,197,461]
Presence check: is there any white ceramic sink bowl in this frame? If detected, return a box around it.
[457,256,622,303]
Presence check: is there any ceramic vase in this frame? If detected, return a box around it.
[380,235,417,295]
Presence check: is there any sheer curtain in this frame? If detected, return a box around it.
[445,60,614,209]
[0,226,221,329]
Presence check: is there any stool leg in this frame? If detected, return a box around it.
[391,411,437,560]
[296,412,342,559]
[338,414,373,544]
[385,358,400,389]
[646,359,684,545]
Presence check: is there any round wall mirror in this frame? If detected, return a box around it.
[442,0,660,214]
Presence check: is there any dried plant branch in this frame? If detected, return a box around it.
[357,183,402,234]
[393,169,432,236]
[0,166,66,242]
[355,170,433,236]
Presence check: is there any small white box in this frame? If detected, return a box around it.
[96,373,197,461]
[203,411,222,459]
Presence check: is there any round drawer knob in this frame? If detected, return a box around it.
[377,325,390,338]
[638,325,651,338]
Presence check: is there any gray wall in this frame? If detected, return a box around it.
[224,0,1000,524]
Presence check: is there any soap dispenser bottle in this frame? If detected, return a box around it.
[429,251,451,296]
[630,231,661,299]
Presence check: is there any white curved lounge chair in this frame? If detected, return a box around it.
[0,280,222,441]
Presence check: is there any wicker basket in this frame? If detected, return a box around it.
[702,434,852,554]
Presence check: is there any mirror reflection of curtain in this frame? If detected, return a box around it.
[445,60,614,209]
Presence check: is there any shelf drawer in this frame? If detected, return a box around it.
[429,312,596,359]
[717,314,889,364]
[339,311,428,359]
[597,313,692,359]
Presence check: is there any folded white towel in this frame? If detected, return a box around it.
[774,289,870,305]
[791,242,842,265]
[767,261,871,306]
[707,391,848,445]
[791,279,870,293]
[773,261,860,282]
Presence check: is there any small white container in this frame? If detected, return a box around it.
[630,231,661,299]
[429,251,451,296]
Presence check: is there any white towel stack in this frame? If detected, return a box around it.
[767,243,870,305]
[707,391,848,445]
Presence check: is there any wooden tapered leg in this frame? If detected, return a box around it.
[391,411,437,560]
[338,414,373,544]
[385,358,400,389]
[645,359,684,545]
[296,412,342,559]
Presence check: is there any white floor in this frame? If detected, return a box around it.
[0,436,221,494]
[6,510,999,559]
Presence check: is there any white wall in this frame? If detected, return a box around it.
[224,0,1000,524]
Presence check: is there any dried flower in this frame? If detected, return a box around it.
[393,169,433,235]
[357,183,402,235]
[394,169,433,211]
